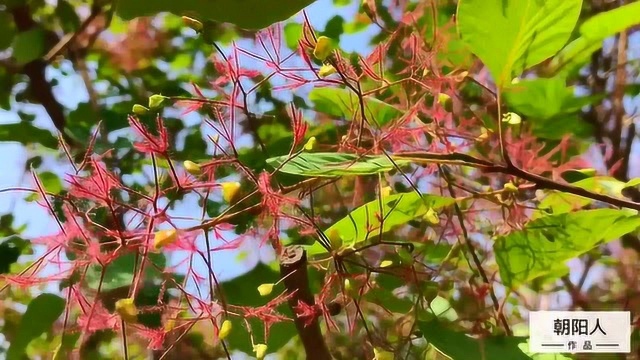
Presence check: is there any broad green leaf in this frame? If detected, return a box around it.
[309,87,402,126]
[307,192,456,255]
[267,152,410,177]
[530,114,593,140]
[7,293,66,360]
[419,320,531,360]
[457,0,582,87]
[12,28,47,65]
[495,209,640,288]
[116,0,317,30]
[0,122,58,149]
[85,252,166,291]
[504,78,600,139]
[548,1,640,75]
[504,78,570,120]
[220,263,296,354]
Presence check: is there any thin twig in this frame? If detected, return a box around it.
[440,165,512,336]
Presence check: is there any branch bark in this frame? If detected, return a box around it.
[10,4,74,145]
[279,246,332,360]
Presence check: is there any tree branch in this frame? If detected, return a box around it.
[396,152,640,211]
[279,246,332,360]
[11,4,74,145]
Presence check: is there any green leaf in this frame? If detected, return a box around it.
[503,78,600,139]
[283,22,302,49]
[85,252,167,291]
[307,192,456,255]
[0,236,29,274]
[425,296,458,322]
[220,263,296,354]
[457,0,582,87]
[0,11,16,51]
[548,1,640,75]
[626,178,640,189]
[7,293,66,360]
[37,171,63,194]
[504,78,570,120]
[309,87,402,126]
[116,0,318,30]
[0,122,58,149]
[419,320,530,360]
[321,16,344,40]
[55,0,81,33]
[12,28,47,65]
[267,152,410,177]
[505,78,602,120]
[495,209,640,288]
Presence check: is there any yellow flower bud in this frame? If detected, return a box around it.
[132,104,149,115]
[380,260,393,268]
[502,112,522,125]
[154,229,178,250]
[304,136,317,151]
[221,182,241,203]
[183,160,202,176]
[327,228,343,251]
[313,36,334,61]
[476,127,491,142]
[115,298,137,323]
[504,182,518,193]
[258,283,274,296]
[253,343,268,360]
[182,16,203,32]
[374,348,394,360]
[344,278,352,292]
[437,93,453,112]
[380,186,392,198]
[148,94,168,109]
[318,64,336,77]
[423,208,439,225]
[219,319,232,340]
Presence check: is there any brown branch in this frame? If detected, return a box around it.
[609,30,628,171]
[395,152,640,211]
[43,5,103,62]
[11,4,74,145]
[279,246,332,360]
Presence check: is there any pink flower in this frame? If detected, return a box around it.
[128,115,170,155]
[67,159,122,205]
